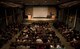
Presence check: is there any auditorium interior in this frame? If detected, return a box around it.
[0,0,80,49]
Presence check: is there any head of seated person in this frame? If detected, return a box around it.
[36,45,44,49]
[76,35,80,40]
[50,45,54,49]
[56,44,62,48]
[42,38,48,43]
[72,38,77,42]
[61,45,65,49]
[36,38,43,43]
[25,35,28,38]
[54,44,57,48]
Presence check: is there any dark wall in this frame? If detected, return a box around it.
[58,5,80,31]
[75,8,80,31]
[0,6,23,29]
[0,7,6,28]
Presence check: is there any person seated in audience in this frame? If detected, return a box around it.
[36,38,43,43]
[53,44,57,49]
[53,36,60,43]
[9,21,65,49]
[36,45,44,49]
[56,44,62,49]
[45,45,50,49]
[70,38,78,47]
[50,45,54,49]
[25,34,28,38]
[62,28,69,36]
[42,36,48,43]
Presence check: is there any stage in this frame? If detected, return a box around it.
[25,18,55,21]
[23,18,56,25]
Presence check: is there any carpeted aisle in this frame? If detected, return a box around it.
[1,33,20,49]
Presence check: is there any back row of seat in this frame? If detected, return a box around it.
[53,21,80,49]
[0,23,23,48]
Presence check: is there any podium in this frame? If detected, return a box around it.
[52,15,56,20]
[28,14,32,20]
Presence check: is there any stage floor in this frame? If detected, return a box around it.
[23,18,55,24]
[25,18,55,21]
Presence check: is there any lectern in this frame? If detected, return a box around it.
[52,15,56,20]
[28,14,32,20]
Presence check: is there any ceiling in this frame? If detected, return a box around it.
[0,0,80,7]
[0,0,76,5]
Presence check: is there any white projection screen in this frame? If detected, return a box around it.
[33,7,48,18]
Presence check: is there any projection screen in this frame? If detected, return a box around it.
[33,7,48,18]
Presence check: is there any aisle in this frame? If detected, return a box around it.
[53,27,75,49]
[1,32,20,49]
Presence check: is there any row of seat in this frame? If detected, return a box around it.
[53,21,80,49]
[0,23,22,48]
[10,22,65,49]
